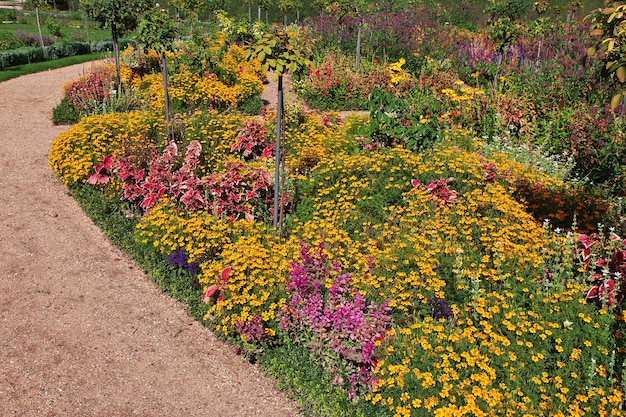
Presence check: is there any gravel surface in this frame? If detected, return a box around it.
[0,63,300,417]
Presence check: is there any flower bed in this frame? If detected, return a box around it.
[49,21,626,417]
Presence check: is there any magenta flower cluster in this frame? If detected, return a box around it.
[279,242,392,399]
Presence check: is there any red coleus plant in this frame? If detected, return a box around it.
[411,177,459,205]
[201,266,232,304]
[577,232,626,309]
[66,72,109,113]
[231,119,274,160]
[112,140,206,212]
[86,154,114,185]
[205,161,273,222]
[88,140,280,221]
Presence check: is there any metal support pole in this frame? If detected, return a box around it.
[273,75,283,230]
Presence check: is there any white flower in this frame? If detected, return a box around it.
[563,320,573,328]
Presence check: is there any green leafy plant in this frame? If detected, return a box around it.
[52,96,80,125]
[137,5,177,139]
[586,2,626,109]
[367,86,443,151]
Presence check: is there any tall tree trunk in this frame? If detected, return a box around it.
[355,20,363,71]
[283,12,287,27]
[258,3,261,21]
[112,23,121,93]
[248,3,251,21]
[273,75,284,231]
[84,13,90,44]
[492,50,503,94]
[535,38,543,69]
[296,9,300,23]
[35,7,45,53]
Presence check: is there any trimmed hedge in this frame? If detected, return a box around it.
[0,39,133,70]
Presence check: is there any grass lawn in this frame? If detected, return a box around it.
[0,21,110,43]
[0,51,108,82]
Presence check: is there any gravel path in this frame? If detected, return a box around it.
[0,63,299,416]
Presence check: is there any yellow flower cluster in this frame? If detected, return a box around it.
[388,58,411,86]
[48,111,163,185]
[135,198,231,262]
[180,110,245,171]
[371,281,620,416]
[200,222,296,340]
[441,81,486,103]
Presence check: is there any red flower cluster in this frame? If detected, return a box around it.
[411,177,459,205]
[66,73,109,112]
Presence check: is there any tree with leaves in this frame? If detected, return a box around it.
[137,5,177,140]
[317,0,372,70]
[246,26,310,232]
[80,0,152,91]
[30,0,47,53]
[586,2,626,109]
[276,0,295,27]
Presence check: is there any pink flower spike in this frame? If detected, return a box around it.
[221,266,233,283]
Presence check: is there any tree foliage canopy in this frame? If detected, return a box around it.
[80,0,152,35]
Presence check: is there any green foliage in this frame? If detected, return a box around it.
[586,2,626,108]
[0,40,95,69]
[46,20,63,38]
[263,342,390,417]
[485,0,532,21]
[52,96,80,125]
[45,41,91,59]
[0,52,103,82]
[0,32,22,51]
[245,26,310,79]
[136,7,177,55]
[488,17,521,52]
[0,46,45,69]
[0,8,18,22]
[368,86,443,152]
[236,94,263,115]
[80,0,151,35]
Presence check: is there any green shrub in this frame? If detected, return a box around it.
[91,39,132,53]
[45,42,91,60]
[236,94,263,115]
[0,46,45,69]
[52,97,80,125]
[0,32,21,51]
[46,21,64,39]
[0,8,17,22]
